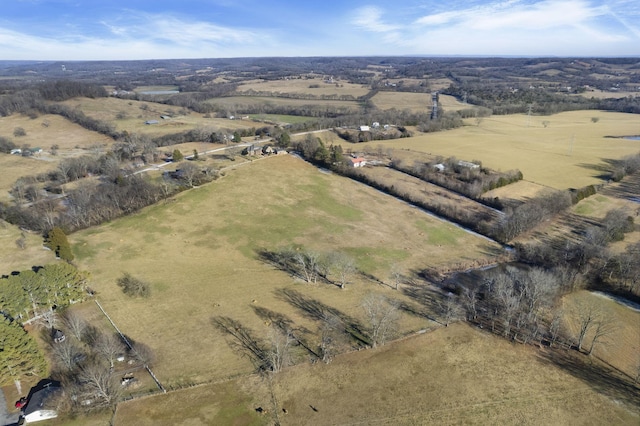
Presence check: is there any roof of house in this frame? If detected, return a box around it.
[349,157,366,164]
[23,381,62,419]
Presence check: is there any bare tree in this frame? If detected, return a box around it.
[330,252,356,289]
[95,333,125,368]
[294,250,320,284]
[361,294,400,348]
[319,312,344,364]
[439,293,462,327]
[461,286,480,321]
[60,311,88,341]
[389,264,403,291]
[77,362,121,408]
[52,340,84,372]
[265,326,293,373]
[547,308,564,347]
[571,299,616,354]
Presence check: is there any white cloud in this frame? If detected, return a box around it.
[352,6,400,33]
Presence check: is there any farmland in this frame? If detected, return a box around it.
[69,154,500,384]
[354,110,640,190]
[0,56,639,425]
[114,323,639,426]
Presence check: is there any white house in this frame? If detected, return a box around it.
[358,125,370,132]
[457,160,480,170]
[22,381,62,423]
[349,157,367,168]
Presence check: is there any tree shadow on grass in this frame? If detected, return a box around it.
[250,305,319,359]
[275,288,370,348]
[211,316,270,372]
[537,347,640,410]
[400,282,445,325]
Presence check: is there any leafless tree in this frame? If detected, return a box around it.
[461,286,480,321]
[319,312,344,364]
[294,250,320,284]
[389,264,403,290]
[361,294,400,348]
[77,361,121,408]
[571,299,616,354]
[95,333,125,368]
[329,252,356,289]
[439,293,462,327]
[52,340,84,372]
[266,327,293,373]
[60,311,88,341]
[547,308,564,347]
[178,162,201,188]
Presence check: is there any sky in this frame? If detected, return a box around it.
[0,0,639,60]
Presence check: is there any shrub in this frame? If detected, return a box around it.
[116,272,151,298]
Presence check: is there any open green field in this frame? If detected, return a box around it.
[351,110,640,190]
[114,323,639,426]
[70,154,501,387]
[235,77,369,98]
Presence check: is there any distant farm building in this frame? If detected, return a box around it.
[358,125,370,132]
[349,157,367,168]
[434,163,446,172]
[144,120,159,125]
[457,160,480,170]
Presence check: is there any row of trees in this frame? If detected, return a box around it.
[451,265,618,354]
[213,290,400,373]
[259,246,358,289]
[391,156,523,203]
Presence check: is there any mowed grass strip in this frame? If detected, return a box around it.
[70,155,500,386]
[351,110,640,190]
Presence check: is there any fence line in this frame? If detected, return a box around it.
[94,299,166,393]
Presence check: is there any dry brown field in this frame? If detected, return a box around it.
[114,323,639,426]
[59,97,253,136]
[0,155,56,202]
[69,154,500,387]
[348,110,640,190]
[370,92,431,112]
[0,113,113,152]
[0,220,55,273]
[235,77,369,98]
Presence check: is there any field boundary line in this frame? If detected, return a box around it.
[94,299,166,393]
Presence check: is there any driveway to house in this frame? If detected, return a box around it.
[0,389,19,426]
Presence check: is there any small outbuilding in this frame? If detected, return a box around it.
[52,329,66,344]
[144,120,159,125]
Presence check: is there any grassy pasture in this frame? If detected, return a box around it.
[370,92,431,112]
[248,114,313,125]
[60,97,253,136]
[0,220,55,273]
[204,96,361,112]
[350,110,640,190]
[114,323,639,426]
[235,78,369,98]
[70,155,500,387]
[0,154,56,202]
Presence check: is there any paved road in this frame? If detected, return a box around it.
[0,389,19,426]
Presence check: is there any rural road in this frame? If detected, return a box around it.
[0,389,19,426]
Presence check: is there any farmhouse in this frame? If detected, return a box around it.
[349,157,367,168]
[21,381,62,424]
[359,125,370,132]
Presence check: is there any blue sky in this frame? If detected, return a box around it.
[1,0,639,60]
